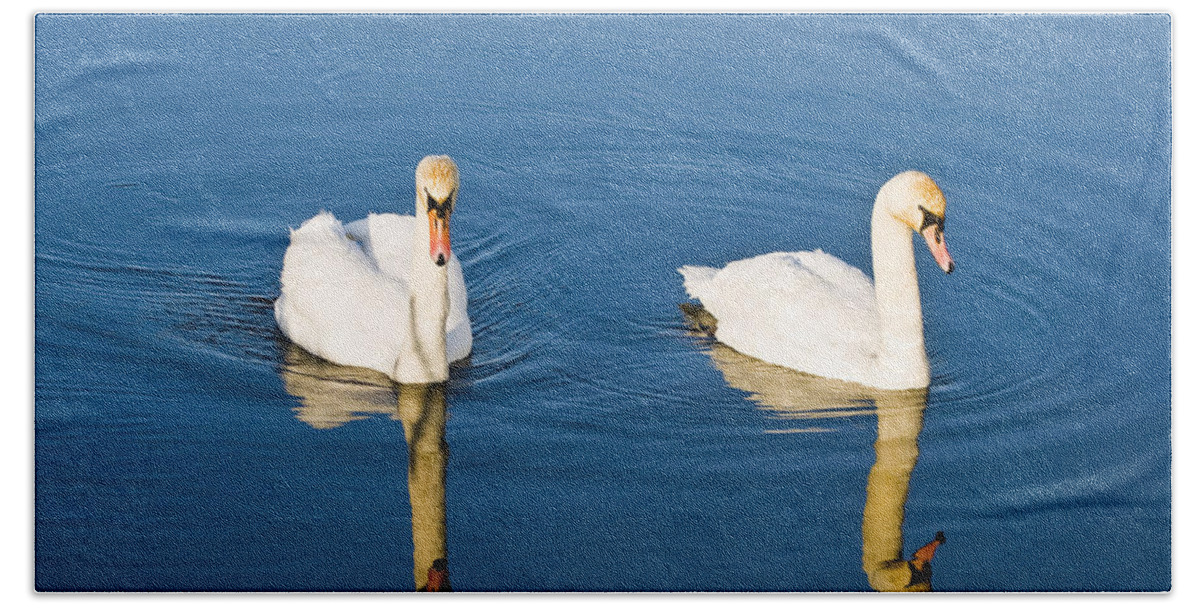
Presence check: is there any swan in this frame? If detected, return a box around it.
[678,171,953,390]
[275,155,471,384]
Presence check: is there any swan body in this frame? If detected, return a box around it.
[275,155,471,384]
[681,252,882,387]
[679,171,953,390]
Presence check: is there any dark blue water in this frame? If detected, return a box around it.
[35,13,1170,591]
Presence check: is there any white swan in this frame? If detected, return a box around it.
[275,155,472,384]
[679,171,953,390]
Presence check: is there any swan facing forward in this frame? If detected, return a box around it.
[275,155,471,384]
[679,171,953,390]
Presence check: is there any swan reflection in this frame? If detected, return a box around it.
[859,385,944,592]
[281,344,453,591]
[701,340,946,591]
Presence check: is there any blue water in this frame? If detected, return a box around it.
[34,13,1170,591]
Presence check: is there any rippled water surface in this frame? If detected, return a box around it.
[35,14,1170,591]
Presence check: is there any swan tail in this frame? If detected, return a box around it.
[678,265,718,301]
[679,302,719,335]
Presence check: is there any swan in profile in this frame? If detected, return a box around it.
[275,155,471,384]
[679,171,953,390]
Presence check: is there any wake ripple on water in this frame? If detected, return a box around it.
[38,234,283,372]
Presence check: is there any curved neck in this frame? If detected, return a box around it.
[394,206,450,383]
[870,201,929,387]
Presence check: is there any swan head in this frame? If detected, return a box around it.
[879,171,954,274]
[415,155,460,267]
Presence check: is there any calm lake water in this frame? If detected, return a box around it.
[34,13,1171,591]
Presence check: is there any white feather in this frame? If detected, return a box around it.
[679,250,881,386]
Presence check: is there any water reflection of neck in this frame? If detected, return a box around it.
[278,347,452,591]
[861,388,930,592]
[696,341,941,590]
[397,383,451,591]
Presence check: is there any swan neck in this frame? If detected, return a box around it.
[410,211,449,300]
[398,210,450,383]
[870,200,929,386]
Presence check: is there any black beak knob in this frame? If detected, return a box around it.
[436,254,447,267]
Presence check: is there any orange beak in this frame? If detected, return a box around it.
[921,225,954,274]
[428,209,451,267]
